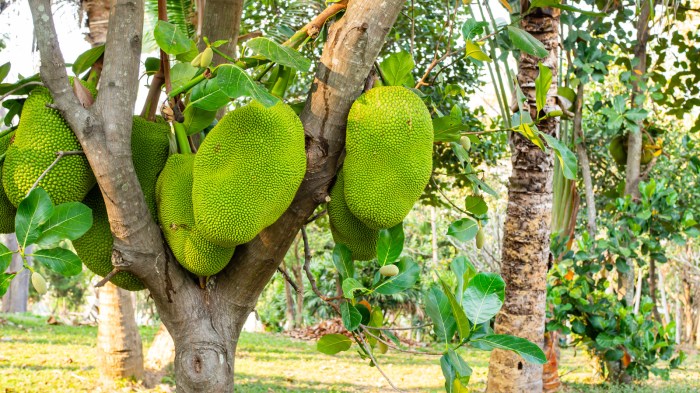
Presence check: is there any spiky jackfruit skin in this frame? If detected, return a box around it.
[344,86,433,229]
[156,154,234,276]
[0,131,17,233]
[3,84,96,207]
[131,116,171,217]
[328,169,378,261]
[73,187,145,291]
[192,101,306,247]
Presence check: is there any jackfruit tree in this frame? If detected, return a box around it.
[0,0,594,391]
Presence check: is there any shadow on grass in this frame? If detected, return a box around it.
[234,372,439,393]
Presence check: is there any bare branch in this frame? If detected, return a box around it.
[357,332,405,392]
[0,82,43,102]
[28,150,85,194]
[277,266,300,294]
[361,327,442,356]
[94,268,120,288]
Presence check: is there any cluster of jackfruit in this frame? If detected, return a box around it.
[155,100,306,276]
[73,116,171,290]
[329,86,433,260]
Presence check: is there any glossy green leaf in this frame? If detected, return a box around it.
[464,196,488,216]
[170,63,199,93]
[379,51,415,87]
[182,105,217,136]
[3,98,23,126]
[340,302,362,331]
[374,257,419,295]
[72,45,105,76]
[535,63,552,113]
[190,78,230,111]
[333,244,354,279]
[446,348,472,384]
[433,105,466,142]
[0,273,16,297]
[424,286,456,346]
[16,188,54,249]
[246,37,311,71]
[216,64,279,107]
[0,62,10,83]
[462,272,505,325]
[529,0,605,16]
[0,242,13,273]
[471,334,547,364]
[342,277,365,299]
[377,223,404,266]
[439,278,471,341]
[507,26,549,58]
[317,334,352,355]
[461,19,489,41]
[154,20,193,55]
[35,202,93,247]
[32,247,82,277]
[447,218,479,242]
[539,132,578,180]
[144,57,160,76]
[465,40,492,62]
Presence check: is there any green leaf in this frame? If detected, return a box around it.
[182,105,217,136]
[374,257,420,295]
[246,37,312,72]
[439,278,471,342]
[170,63,199,93]
[446,348,472,384]
[190,78,231,111]
[333,244,354,279]
[340,302,362,331]
[507,26,548,58]
[35,202,93,247]
[377,223,404,266]
[72,45,105,76]
[379,51,415,87]
[342,277,365,299]
[317,334,352,355]
[596,332,616,348]
[465,40,492,63]
[32,247,82,277]
[535,63,552,113]
[3,98,23,126]
[211,39,229,48]
[433,106,466,143]
[529,0,605,16]
[16,188,54,249]
[0,242,13,273]
[472,334,547,364]
[557,86,576,110]
[0,273,16,297]
[462,272,505,325]
[424,286,456,346]
[154,20,193,55]
[440,354,457,393]
[464,196,488,216]
[461,19,489,41]
[216,64,279,107]
[539,132,577,180]
[144,57,160,76]
[0,62,10,83]
[451,255,476,296]
[447,218,479,242]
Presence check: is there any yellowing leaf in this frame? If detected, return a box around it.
[465,40,492,62]
[499,0,513,12]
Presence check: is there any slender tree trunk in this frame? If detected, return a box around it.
[281,261,296,330]
[292,262,304,328]
[486,4,560,392]
[1,234,28,313]
[573,83,596,236]
[633,267,643,314]
[431,206,438,266]
[659,268,670,325]
[97,282,144,383]
[649,259,662,321]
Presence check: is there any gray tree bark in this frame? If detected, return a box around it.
[486,3,560,392]
[1,234,28,313]
[198,0,244,63]
[29,0,403,390]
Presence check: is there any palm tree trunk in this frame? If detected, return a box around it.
[1,234,28,313]
[486,3,560,392]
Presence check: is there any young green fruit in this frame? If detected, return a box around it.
[377,340,389,354]
[190,52,203,67]
[200,47,214,68]
[31,272,47,295]
[379,264,399,277]
[459,136,471,151]
[475,228,485,249]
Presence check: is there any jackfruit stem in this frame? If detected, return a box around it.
[270,66,293,98]
[173,122,192,154]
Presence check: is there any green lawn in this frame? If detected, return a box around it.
[1,313,698,392]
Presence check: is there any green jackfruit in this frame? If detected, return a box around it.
[3,83,96,207]
[609,134,656,166]
[156,154,234,276]
[328,169,378,261]
[0,130,17,233]
[73,116,171,291]
[344,86,433,229]
[73,187,144,291]
[192,101,306,247]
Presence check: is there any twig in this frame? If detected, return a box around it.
[301,226,341,311]
[94,268,120,288]
[0,81,43,102]
[362,327,443,356]
[359,322,433,331]
[28,150,84,194]
[305,209,327,224]
[357,332,405,392]
[277,266,300,293]
[430,176,470,215]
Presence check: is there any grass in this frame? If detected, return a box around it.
[1,313,699,392]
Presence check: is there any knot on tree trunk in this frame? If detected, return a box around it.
[175,341,232,391]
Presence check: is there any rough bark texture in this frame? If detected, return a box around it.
[542,331,561,393]
[29,0,403,391]
[97,282,144,382]
[198,0,244,63]
[81,0,111,45]
[486,4,559,392]
[1,234,28,313]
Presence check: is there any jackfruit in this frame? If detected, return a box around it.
[156,154,234,276]
[328,169,378,261]
[344,86,433,229]
[0,130,17,233]
[72,187,144,291]
[3,82,96,207]
[609,133,656,166]
[72,116,171,291]
[192,101,306,247]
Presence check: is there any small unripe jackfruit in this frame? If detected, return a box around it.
[379,264,399,277]
[344,87,433,229]
[31,271,48,295]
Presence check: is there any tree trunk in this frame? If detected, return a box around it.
[292,261,304,328]
[81,0,111,46]
[573,83,596,236]
[144,323,176,387]
[281,261,296,330]
[431,206,438,266]
[486,3,560,392]
[649,259,662,322]
[1,234,28,313]
[97,282,144,383]
[198,0,244,63]
[542,331,561,393]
